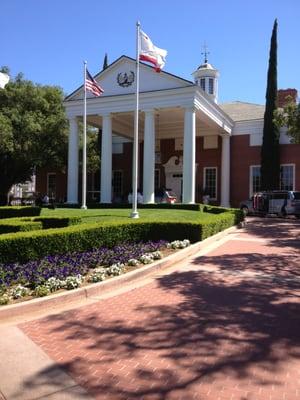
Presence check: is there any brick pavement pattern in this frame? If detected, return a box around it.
[21,218,300,400]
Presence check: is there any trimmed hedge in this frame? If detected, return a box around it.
[0,209,243,264]
[0,218,42,234]
[56,203,203,211]
[0,216,81,234]
[0,206,41,219]
[34,216,81,229]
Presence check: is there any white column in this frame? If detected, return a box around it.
[143,110,155,203]
[67,117,79,203]
[221,134,231,207]
[182,107,196,204]
[100,113,112,203]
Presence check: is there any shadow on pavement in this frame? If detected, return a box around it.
[21,261,300,399]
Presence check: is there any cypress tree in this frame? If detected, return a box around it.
[260,19,280,190]
[103,53,108,70]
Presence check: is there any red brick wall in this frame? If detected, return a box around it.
[230,135,300,207]
[277,89,298,107]
[196,137,222,204]
[37,134,300,207]
[281,143,300,190]
[36,168,67,203]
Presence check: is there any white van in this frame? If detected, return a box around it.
[253,191,300,218]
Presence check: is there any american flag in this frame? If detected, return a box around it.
[85,69,104,96]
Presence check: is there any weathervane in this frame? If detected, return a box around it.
[201,43,210,63]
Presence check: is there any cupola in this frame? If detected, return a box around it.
[193,48,219,103]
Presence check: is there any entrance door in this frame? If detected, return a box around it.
[166,173,182,201]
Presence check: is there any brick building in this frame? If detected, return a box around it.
[37,56,299,207]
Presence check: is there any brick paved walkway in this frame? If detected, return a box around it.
[20,218,300,400]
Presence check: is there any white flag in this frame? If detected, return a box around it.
[0,72,9,89]
[139,30,167,72]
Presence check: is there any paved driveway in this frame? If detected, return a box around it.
[3,218,300,399]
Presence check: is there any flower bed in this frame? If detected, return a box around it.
[0,239,190,306]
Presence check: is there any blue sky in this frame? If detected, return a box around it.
[1,0,299,104]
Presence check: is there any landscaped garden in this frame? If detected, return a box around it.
[0,205,243,306]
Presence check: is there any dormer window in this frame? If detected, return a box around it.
[200,78,205,91]
[209,78,214,94]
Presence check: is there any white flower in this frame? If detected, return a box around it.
[139,254,154,264]
[10,285,30,299]
[46,277,62,292]
[89,271,106,283]
[128,258,139,266]
[63,275,83,290]
[0,294,10,305]
[167,239,190,249]
[151,251,162,260]
[107,263,124,276]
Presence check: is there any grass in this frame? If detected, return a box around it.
[40,208,212,224]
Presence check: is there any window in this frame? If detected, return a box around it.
[200,78,205,91]
[208,78,214,95]
[250,166,261,196]
[204,167,217,200]
[155,169,160,189]
[113,170,123,198]
[47,173,56,199]
[280,164,294,190]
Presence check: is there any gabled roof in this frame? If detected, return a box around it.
[65,55,194,101]
[219,101,265,121]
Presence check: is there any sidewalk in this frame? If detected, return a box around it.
[1,217,300,400]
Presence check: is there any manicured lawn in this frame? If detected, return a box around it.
[41,208,212,224]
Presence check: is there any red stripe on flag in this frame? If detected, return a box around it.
[139,54,161,73]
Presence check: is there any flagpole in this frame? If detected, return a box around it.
[130,21,140,218]
[81,60,87,209]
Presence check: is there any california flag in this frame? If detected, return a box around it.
[0,72,9,89]
[139,30,167,72]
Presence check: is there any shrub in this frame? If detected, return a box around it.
[34,285,50,297]
[0,209,242,264]
[34,216,81,229]
[57,203,203,211]
[0,294,9,305]
[0,206,41,219]
[0,218,43,234]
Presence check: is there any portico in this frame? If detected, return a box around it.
[64,56,233,206]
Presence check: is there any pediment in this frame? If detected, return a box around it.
[66,56,193,101]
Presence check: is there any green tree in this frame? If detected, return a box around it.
[0,68,68,205]
[103,53,108,70]
[274,101,300,144]
[260,19,280,191]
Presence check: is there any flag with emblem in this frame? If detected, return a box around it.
[0,72,10,89]
[139,30,167,72]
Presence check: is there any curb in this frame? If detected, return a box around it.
[0,225,239,321]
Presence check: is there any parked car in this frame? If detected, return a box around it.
[249,191,300,217]
[239,197,255,215]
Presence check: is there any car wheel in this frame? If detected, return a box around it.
[241,206,249,216]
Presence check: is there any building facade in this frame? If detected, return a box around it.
[40,56,299,207]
